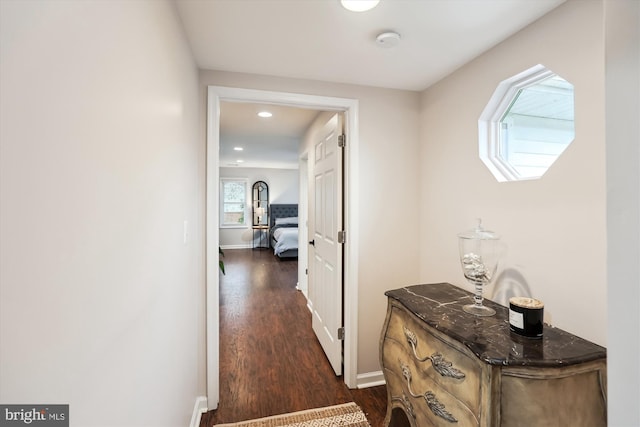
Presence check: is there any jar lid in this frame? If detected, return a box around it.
[510,296,544,309]
[458,219,500,240]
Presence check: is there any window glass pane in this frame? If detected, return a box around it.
[223,211,245,225]
[479,65,575,182]
[499,75,574,180]
[221,179,247,226]
[223,182,245,203]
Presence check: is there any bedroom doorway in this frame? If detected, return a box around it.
[206,86,360,410]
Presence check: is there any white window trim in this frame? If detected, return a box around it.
[220,177,249,228]
[478,64,559,182]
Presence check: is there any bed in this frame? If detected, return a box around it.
[269,204,298,258]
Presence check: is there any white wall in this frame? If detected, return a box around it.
[419,0,607,345]
[201,71,421,374]
[219,167,299,248]
[605,0,640,425]
[0,1,204,426]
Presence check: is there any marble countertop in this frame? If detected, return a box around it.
[386,283,606,367]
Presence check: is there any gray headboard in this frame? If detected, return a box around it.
[269,204,298,228]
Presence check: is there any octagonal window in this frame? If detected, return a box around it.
[479,64,575,182]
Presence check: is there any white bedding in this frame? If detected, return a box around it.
[272,227,298,256]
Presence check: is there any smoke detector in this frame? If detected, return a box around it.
[375,31,401,48]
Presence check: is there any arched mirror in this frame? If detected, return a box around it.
[479,64,575,182]
[252,181,269,226]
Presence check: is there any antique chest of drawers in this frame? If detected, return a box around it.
[380,283,607,427]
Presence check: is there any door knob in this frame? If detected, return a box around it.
[309,240,315,246]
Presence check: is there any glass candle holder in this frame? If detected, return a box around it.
[458,219,501,317]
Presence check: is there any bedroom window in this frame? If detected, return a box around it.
[221,178,248,227]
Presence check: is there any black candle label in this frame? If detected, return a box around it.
[509,309,524,329]
[509,297,544,338]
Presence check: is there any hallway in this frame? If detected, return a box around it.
[200,249,386,426]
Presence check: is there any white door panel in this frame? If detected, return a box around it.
[309,113,343,376]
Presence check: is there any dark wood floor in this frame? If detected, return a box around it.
[200,248,387,426]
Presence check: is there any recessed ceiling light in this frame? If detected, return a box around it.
[236,159,244,163]
[257,111,272,118]
[340,0,379,12]
[233,147,243,151]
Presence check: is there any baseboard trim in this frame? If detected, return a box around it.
[189,396,208,427]
[219,244,252,250]
[356,371,386,388]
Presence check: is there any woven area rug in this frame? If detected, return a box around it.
[213,402,370,427]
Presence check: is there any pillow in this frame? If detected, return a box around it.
[275,217,298,226]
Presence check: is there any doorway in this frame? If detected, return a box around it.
[206,86,360,410]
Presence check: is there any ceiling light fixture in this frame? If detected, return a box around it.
[376,31,401,48]
[340,0,379,12]
[257,111,272,118]
[233,147,243,151]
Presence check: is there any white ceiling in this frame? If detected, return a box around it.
[219,102,321,169]
[175,0,566,168]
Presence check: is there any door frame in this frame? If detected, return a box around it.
[298,153,309,298]
[206,86,360,409]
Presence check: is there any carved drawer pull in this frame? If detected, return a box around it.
[391,392,416,420]
[401,361,459,423]
[403,326,466,379]
[424,391,458,423]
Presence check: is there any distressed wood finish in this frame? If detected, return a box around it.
[380,283,607,427]
[200,249,386,427]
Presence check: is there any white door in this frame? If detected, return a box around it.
[310,113,344,376]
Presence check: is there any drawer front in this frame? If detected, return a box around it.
[383,305,482,416]
[500,368,607,427]
[383,339,480,426]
